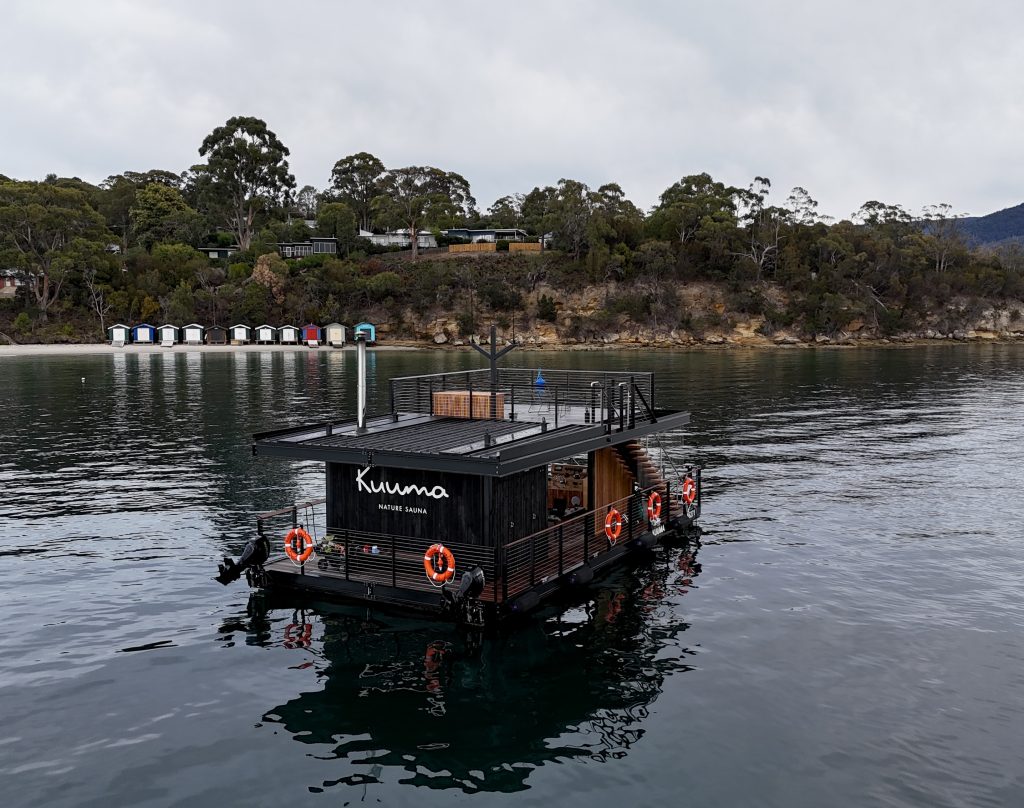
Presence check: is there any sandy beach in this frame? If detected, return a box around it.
[0,342,424,358]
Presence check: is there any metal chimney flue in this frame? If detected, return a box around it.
[356,333,367,432]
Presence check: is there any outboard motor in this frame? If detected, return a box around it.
[441,566,486,627]
[216,536,270,585]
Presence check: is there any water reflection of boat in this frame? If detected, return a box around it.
[220,542,702,794]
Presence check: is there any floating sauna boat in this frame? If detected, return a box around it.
[216,330,702,626]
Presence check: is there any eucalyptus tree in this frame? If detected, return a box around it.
[373,166,471,260]
[293,185,320,220]
[486,194,525,229]
[0,180,111,321]
[130,183,203,250]
[329,152,386,232]
[549,179,594,261]
[198,116,295,250]
[100,169,184,254]
[316,201,358,254]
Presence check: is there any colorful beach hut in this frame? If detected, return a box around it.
[279,325,299,344]
[255,324,276,344]
[182,323,204,345]
[302,323,322,347]
[107,323,130,346]
[158,324,179,346]
[354,322,377,345]
[205,325,227,345]
[131,323,155,344]
[230,324,252,344]
[324,322,346,348]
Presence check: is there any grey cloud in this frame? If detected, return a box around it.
[2,0,1022,219]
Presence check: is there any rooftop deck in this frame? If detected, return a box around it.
[253,367,690,476]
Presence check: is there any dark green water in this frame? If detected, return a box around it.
[2,346,1023,807]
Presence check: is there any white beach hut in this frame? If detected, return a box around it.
[230,324,252,344]
[182,323,205,345]
[278,325,299,344]
[324,322,346,348]
[107,323,130,346]
[158,324,179,346]
[255,324,277,344]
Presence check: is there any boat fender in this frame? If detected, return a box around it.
[510,591,540,613]
[632,533,658,551]
[568,564,594,586]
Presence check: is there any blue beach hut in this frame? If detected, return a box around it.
[131,323,155,344]
[354,322,376,345]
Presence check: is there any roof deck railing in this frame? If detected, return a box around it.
[389,367,657,432]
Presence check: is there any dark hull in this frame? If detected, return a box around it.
[255,518,699,624]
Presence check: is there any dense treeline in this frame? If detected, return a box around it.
[1,115,1022,344]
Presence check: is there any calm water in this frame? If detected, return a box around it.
[2,346,1024,807]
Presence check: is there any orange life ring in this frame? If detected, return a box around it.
[284,527,314,564]
[423,543,456,585]
[682,476,697,505]
[647,491,662,521]
[604,508,623,543]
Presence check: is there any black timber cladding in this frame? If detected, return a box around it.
[326,463,548,547]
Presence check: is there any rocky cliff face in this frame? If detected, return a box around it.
[393,281,1024,349]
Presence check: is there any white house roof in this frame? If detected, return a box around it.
[158,324,178,329]
[182,323,205,329]
[230,323,251,329]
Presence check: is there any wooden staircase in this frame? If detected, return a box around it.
[616,440,667,492]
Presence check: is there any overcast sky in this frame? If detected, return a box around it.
[5,0,1023,220]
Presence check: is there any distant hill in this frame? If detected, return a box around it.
[958,203,1024,248]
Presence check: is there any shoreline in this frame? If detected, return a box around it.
[1,336,1022,358]
[0,343,423,358]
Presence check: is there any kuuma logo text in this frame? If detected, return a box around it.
[356,467,449,499]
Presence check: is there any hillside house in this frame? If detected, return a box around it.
[358,229,438,249]
[277,237,339,258]
[442,228,530,243]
